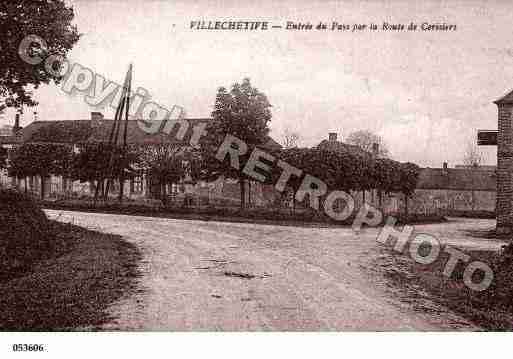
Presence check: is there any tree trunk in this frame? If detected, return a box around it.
[161,180,167,206]
[93,178,101,204]
[248,181,252,207]
[362,190,366,204]
[102,179,107,200]
[104,179,111,201]
[404,194,409,219]
[40,176,45,200]
[118,177,124,203]
[144,173,150,198]
[240,179,246,209]
[129,178,135,197]
[93,180,99,206]
[24,177,28,194]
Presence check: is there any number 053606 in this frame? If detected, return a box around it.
[12,344,45,352]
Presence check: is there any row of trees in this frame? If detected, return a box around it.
[5,142,197,201]
[8,143,72,199]
[270,147,419,212]
[275,147,419,197]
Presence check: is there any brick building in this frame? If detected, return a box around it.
[495,90,513,233]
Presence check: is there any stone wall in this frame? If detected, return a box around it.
[411,189,495,213]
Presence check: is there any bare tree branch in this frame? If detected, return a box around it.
[281,127,301,149]
[462,139,483,168]
[346,130,390,158]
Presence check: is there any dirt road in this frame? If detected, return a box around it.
[46,210,503,331]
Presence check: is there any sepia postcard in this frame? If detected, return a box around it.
[0,0,512,357]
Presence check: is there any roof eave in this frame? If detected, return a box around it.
[494,89,513,105]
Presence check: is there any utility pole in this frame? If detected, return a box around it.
[99,64,132,203]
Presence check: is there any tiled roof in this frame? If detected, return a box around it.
[19,119,282,151]
[22,120,92,143]
[416,167,496,191]
[87,118,210,145]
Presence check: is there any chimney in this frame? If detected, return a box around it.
[328,132,338,142]
[372,142,379,155]
[91,111,104,127]
[13,113,21,133]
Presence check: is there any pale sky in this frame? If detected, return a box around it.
[3,0,513,167]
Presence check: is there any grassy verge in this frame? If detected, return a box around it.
[372,245,513,330]
[443,210,496,219]
[40,199,446,227]
[0,220,141,331]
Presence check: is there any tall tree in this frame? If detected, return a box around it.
[346,130,390,158]
[0,0,80,111]
[200,78,272,209]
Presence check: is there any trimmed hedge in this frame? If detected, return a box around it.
[0,189,53,275]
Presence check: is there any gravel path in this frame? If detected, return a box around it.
[46,210,504,331]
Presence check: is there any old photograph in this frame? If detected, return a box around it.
[0,0,512,356]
